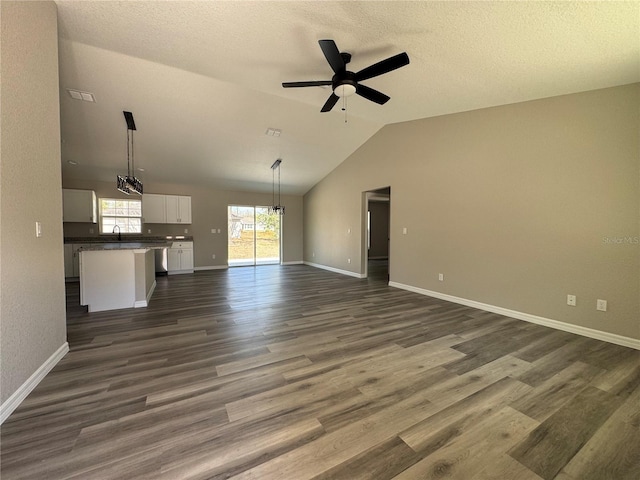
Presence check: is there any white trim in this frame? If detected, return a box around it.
[389,281,640,350]
[147,279,156,303]
[168,269,195,275]
[304,261,366,279]
[281,261,304,265]
[194,265,228,271]
[0,342,69,424]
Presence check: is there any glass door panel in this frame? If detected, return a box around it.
[255,207,280,265]
[228,205,256,266]
[228,205,280,266]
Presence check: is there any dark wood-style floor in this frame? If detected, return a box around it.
[1,262,639,479]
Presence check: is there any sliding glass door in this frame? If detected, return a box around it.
[228,205,280,266]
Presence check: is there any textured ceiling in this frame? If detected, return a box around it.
[55,1,640,195]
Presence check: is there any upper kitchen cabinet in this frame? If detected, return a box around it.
[165,195,191,224]
[62,189,97,223]
[142,193,167,223]
[142,194,191,224]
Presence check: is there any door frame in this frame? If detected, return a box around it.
[361,188,390,280]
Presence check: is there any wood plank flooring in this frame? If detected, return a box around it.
[1,262,639,479]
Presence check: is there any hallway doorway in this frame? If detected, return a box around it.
[364,187,390,280]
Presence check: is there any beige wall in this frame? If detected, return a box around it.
[1,1,67,404]
[62,179,303,267]
[304,84,640,340]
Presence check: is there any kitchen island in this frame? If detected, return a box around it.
[79,245,156,312]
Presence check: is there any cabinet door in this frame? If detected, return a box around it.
[165,195,191,224]
[180,249,194,270]
[63,189,97,223]
[165,196,179,223]
[142,194,166,223]
[178,196,192,224]
[167,248,181,271]
[71,244,86,277]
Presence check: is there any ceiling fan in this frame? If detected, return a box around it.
[282,39,410,112]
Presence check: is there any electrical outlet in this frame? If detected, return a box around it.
[147,229,151,234]
[89,228,94,234]
[217,229,221,233]
[347,228,351,234]
[35,221,42,238]
[312,252,315,257]
[567,295,576,306]
[212,254,216,259]
[211,228,215,233]
[597,299,607,312]
[184,229,188,234]
[348,258,351,264]
[438,273,444,281]
[403,227,408,235]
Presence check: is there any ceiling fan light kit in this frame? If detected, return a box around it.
[117,111,143,195]
[282,39,410,113]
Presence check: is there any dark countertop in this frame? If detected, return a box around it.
[65,235,193,244]
[78,243,170,251]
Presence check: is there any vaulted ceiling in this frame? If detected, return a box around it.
[56,1,640,195]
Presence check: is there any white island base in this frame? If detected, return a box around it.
[79,248,156,312]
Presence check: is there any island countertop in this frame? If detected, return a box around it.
[78,243,170,251]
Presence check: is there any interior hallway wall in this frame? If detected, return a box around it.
[1,1,68,410]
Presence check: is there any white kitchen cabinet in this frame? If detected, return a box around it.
[63,189,97,223]
[165,195,191,224]
[142,194,167,223]
[64,243,89,278]
[168,241,194,274]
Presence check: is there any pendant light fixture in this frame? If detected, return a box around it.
[117,111,143,195]
[269,159,285,215]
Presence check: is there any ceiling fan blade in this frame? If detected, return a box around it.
[320,93,340,112]
[319,39,345,74]
[282,80,332,88]
[354,52,410,82]
[356,84,390,105]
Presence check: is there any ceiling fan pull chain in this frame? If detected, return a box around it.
[343,96,348,123]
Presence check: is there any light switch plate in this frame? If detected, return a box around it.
[35,221,42,237]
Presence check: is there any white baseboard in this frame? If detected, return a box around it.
[281,261,304,265]
[389,281,640,350]
[0,342,69,424]
[194,266,228,271]
[168,269,195,275]
[304,261,366,279]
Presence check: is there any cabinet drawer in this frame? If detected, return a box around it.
[171,242,193,249]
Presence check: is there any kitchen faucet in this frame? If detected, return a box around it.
[113,225,122,241]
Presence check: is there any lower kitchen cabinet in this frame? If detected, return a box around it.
[168,242,194,274]
[64,243,89,278]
